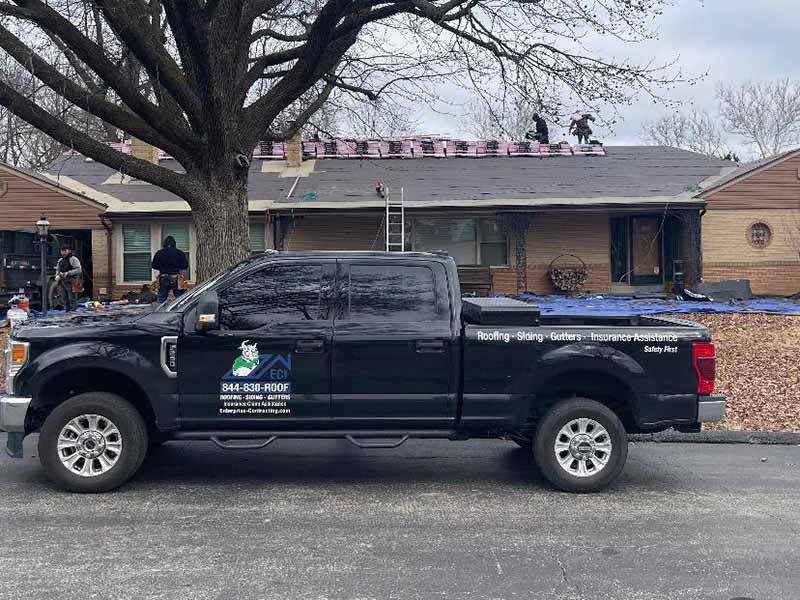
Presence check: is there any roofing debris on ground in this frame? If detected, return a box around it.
[1,312,798,432]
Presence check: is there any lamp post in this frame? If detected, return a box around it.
[36,215,50,314]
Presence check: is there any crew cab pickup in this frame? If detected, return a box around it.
[1,251,725,493]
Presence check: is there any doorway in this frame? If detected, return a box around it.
[610,215,663,286]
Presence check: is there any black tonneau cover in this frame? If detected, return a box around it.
[461,297,540,326]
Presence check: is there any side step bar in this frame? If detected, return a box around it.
[174,430,458,450]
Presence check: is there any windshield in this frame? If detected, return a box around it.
[161,252,274,312]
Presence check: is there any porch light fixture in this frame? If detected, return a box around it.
[36,215,50,313]
[36,215,50,238]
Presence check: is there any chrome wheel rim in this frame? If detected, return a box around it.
[57,414,123,477]
[554,418,612,478]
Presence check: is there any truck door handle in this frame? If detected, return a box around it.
[416,340,445,353]
[295,339,324,353]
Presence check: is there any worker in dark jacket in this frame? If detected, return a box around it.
[54,244,82,312]
[152,236,189,302]
[525,113,550,144]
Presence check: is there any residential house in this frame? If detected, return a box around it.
[0,161,107,298]
[37,138,739,298]
[699,148,800,295]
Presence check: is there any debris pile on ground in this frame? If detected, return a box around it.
[671,313,800,432]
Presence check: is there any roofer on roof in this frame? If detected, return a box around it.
[569,111,595,144]
[525,113,550,144]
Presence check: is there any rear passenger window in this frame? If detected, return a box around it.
[219,264,323,330]
[346,264,439,322]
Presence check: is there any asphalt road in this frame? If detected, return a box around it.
[1,433,798,600]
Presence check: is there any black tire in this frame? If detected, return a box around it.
[534,397,628,493]
[38,392,149,493]
[508,434,532,449]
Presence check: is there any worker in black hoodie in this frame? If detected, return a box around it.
[152,235,189,302]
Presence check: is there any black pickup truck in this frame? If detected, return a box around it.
[1,251,724,493]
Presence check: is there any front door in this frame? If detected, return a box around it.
[177,261,334,429]
[331,260,457,428]
[630,216,663,285]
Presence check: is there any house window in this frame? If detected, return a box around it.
[479,218,508,266]
[161,223,191,280]
[405,217,508,265]
[748,222,772,248]
[122,224,151,282]
[249,221,266,253]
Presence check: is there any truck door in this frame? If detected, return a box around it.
[177,261,334,429]
[331,260,456,427]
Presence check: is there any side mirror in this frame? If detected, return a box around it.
[196,290,220,332]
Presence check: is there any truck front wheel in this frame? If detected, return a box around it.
[38,393,149,493]
[534,397,628,493]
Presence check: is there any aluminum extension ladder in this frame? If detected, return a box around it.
[385,187,405,252]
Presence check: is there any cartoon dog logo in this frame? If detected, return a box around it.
[231,340,260,377]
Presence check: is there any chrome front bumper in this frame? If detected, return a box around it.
[0,394,31,433]
[698,395,726,423]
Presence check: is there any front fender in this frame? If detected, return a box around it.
[17,340,168,410]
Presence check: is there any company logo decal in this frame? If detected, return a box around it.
[219,342,293,417]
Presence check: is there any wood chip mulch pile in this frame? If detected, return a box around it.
[667,313,800,432]
[1,313,798,431]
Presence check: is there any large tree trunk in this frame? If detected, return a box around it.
[189,170,251,282]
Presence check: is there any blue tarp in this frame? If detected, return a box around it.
[515,294,800,316]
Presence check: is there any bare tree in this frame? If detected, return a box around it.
[462,93,546,141]
[0,0,691,280]
[641,109,729,158]
[717,79,800,159]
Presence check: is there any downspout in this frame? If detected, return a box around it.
[100,214,113,299]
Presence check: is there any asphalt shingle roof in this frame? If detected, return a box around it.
[44,145,732,212]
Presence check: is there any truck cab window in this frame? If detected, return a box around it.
[346,264,438,322]
[219,264,323,330]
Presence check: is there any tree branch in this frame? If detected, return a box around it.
[0,0,200,152]
[0,78,189,198]
[0,23,192,163]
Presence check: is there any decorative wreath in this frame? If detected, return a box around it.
[548,254,589,294]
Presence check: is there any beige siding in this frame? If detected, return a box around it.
[0,165,105,230]
[704,153,800,210]
[284,214,383,251]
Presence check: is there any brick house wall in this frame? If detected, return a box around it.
[283,214,383,251]
[90,229,112,296]
[702,208,800,295]
[492,212,611,295]
[701,151,800,296]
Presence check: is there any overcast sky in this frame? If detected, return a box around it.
[413,0,800,155]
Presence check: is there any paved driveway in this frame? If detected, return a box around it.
[1,433,798,600]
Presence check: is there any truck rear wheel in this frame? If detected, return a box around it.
[38,393,149,493]
[534,397,627,493]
